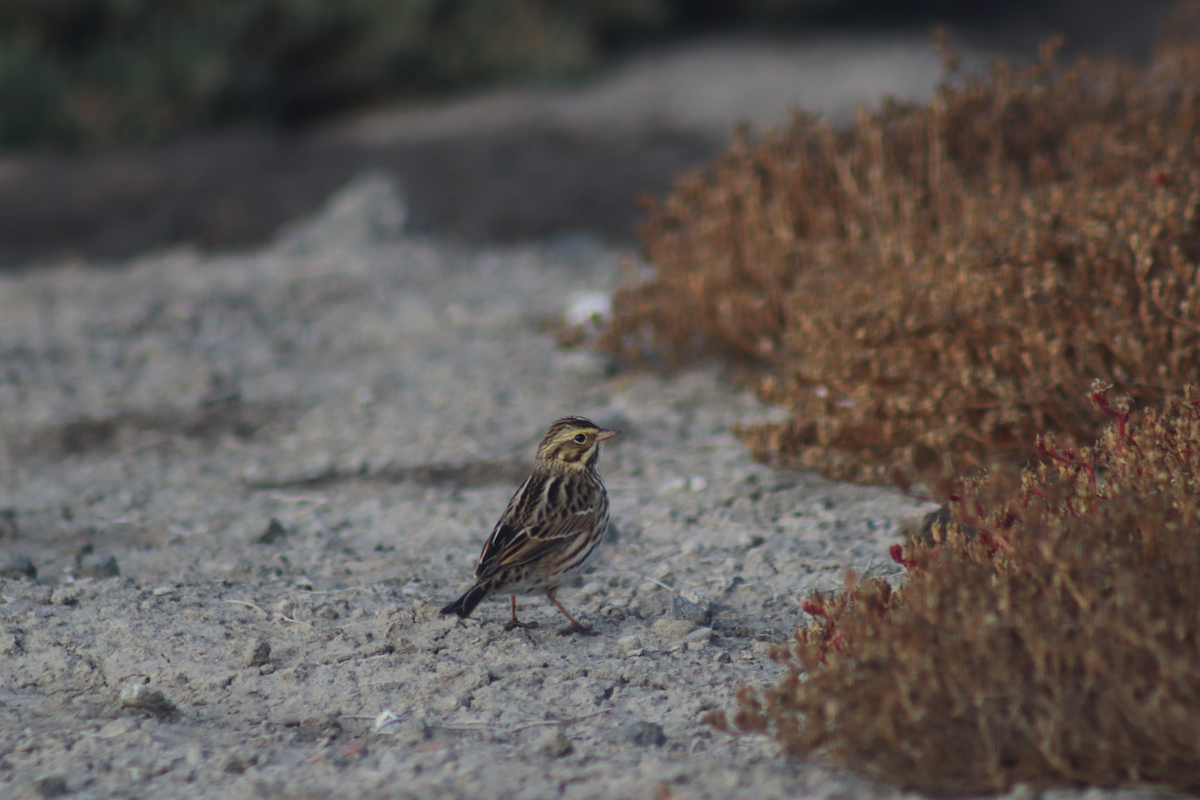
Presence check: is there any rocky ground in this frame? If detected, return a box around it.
[0,172,951,799]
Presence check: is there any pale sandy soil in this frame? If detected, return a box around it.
[0,173,940,799]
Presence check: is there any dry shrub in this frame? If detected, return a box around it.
[604,10,1200,482]
[709,382,1200,793]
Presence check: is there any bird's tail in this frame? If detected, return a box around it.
[440,585,488,619]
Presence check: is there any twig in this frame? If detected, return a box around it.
[224,599,266,614]
[618,568,674,592]
[266,493,330,505]
[426,709,612,734]
[508,709,610,732]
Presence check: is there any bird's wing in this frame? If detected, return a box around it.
[475,473,604,580]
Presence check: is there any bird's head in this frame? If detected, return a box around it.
[536,416,619,470]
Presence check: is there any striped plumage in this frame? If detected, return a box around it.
[440,416,618,631]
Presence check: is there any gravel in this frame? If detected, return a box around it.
[0,174,943,799]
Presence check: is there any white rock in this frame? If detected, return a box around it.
[564,290,612,327]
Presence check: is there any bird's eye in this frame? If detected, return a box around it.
[573,433,587,444]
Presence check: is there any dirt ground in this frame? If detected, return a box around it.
[0,174,938,799]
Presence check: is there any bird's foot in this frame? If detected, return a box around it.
[504,620,540,631]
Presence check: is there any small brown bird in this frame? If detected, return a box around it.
[440,416,618,631]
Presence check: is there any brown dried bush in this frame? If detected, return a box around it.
[604,11,1200,482]
[709,382,1200,793]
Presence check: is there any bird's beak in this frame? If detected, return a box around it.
[595,429,620,442]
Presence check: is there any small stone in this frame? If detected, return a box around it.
[244,639,271,668]
[685,627,714,650]
[736,533,766,549]
[32,774,70,797]
[617,635,643,653]
[392,720,432,745]
[259,663,276,675]
[0,633,22,655]
[713,651,732,664]
[272,599,295,617]
[75,548,119,579]
[119,683,177,717]
[652,619,697,641]
[221,756,247,775]
[255,518,288,544]
[619,721,665,747]
[50,586,80,605]
[316,604,340,620]
[667,592,710,625]
[535,728,574,758]
[658,477,687,494]
[0,550,35,580]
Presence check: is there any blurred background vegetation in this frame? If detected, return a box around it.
[0,0,1070,152]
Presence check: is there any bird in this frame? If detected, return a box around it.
[440,416,618,632]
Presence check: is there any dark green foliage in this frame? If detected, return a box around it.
[0,0,668,149]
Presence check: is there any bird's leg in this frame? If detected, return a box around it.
[546,587,589,633]
[504,595,538,630]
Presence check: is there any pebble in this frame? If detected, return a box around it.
[0,550,36,580]
[667,592,711,625]
[119,683,178,717]
[652,619,696,640]
[222,755,247,774]
[272,599,296,617]
[535,728,574,758]
[255,517,289,544]
[563,290,611,327]
[0,633,21,656]
[617,635,643,653]
[685,627,714,650]
[736,533,766,548]
[33,775,69,798]
[619,721,665,747]
[244,638,271,668]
